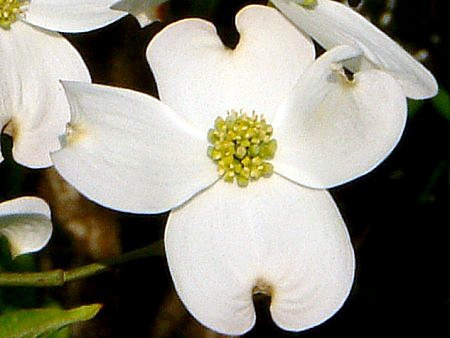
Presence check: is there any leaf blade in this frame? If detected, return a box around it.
[0,304,102,338]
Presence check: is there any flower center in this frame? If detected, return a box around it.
[0,0,27,29]
[207,110,277,187]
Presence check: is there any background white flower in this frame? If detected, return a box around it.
[0,0,127,168]
[271,0,438,99]
[0,196,52,258]
[23,0,127,33]
[50,4,406,335]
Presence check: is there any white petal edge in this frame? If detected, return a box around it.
[273,45,407,189]
[0,113,8,164]
[0,197,52,258]
[111,0,167,28]
[0,22,91,168]
[147,4,315,134]
[51,81,218,214]
[271,0,438,99]
[165,174,355,335]
[23,0,127,33]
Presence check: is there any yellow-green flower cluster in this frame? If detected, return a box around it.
[207,111,277,187]
[0,0,25,29]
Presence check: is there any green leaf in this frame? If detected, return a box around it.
[431,87,450,122]
[0,304,102,338]
[45,326,70,338]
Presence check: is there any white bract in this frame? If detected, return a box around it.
[51,5,407,335]
[111,0,168,28]
[0,0,128,168]
[0,196,52,258]
[271,0,438,99]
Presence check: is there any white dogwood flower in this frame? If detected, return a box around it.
[0,196,52,258]
[271,0,438,99]
[51,5,407,334]
[0,0,128,168]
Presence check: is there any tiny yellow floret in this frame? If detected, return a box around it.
[0,0,26,29]
[207,110,277,187]
[293,0,318,9]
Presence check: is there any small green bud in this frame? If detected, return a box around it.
[294,0,318,9]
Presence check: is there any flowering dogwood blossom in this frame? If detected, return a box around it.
[271,0,438,99]
[0,0,129,168]
[0,196,52,258]
[51,5,407,334]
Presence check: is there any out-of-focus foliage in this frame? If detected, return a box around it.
[432,88,450,122]
[0,304,101,338]
[407,98,424,117]
[0,238,38,311]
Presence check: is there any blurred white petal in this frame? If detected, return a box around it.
[24,0,127,33]
[147,4,315,133]
[274,45,407,188]
[166,175,354,335]
[0,197,52,258]
[271,0,438,99]
[52,82,217,214]
[0,22,90,168]
[111,0,167,28]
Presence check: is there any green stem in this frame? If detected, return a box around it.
[0,241,164,287]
